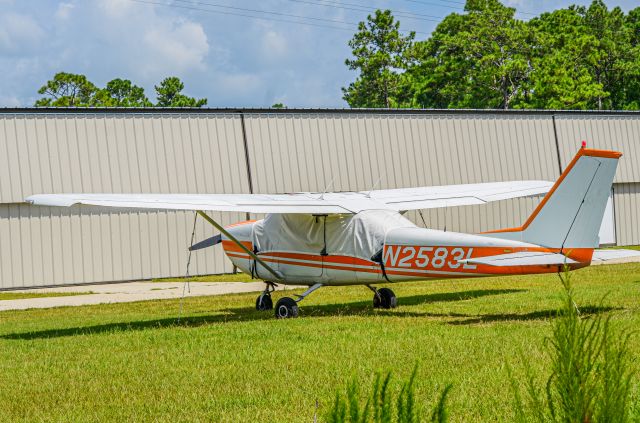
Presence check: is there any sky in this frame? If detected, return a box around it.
[0,0,638,108]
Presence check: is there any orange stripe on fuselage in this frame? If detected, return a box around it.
[225,245,593,279]
[222,240,253,253]
[225,220,257,228]
[226,252,380,273]
[382,245,592,275]
[227,250,587,278]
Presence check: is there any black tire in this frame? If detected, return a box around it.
[256,293,273,311]
[274,297,299,319]
[373,288,397,309]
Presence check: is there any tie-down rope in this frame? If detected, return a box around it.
[177,212,198,323]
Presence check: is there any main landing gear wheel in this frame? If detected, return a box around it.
[373,287,397,309]
[275,297,299,319]
[256,292,273,311]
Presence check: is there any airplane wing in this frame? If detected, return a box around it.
[366,180,553,211]
[25,193,352,214]
[460,252,577,267]
[26,180,552,214]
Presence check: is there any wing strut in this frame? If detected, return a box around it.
[196,211,283,281]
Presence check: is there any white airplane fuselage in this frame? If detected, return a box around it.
[222,217,591,287]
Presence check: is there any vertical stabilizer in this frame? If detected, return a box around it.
[484,149,621,250]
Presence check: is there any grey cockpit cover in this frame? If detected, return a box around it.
[251,210,416,259]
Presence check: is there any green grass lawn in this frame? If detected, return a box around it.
[0,291,92,301]
[1,263,639,422]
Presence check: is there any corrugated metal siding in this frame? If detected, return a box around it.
[613,183,640,246]
[0,113,250,202]
[0,112,249,288]
[417,195,544,235]
[245,113,559,193]
[0,205,237,288]
[555,114,640,182]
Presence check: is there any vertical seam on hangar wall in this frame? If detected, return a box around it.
[239,111,254,221]
[612,185,618,245]
[552,114,563,174]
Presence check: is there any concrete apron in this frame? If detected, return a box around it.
[0,282,302,312]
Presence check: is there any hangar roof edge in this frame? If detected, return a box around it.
[1,107,640,116]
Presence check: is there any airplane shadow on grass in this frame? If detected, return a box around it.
[1,288,616,340]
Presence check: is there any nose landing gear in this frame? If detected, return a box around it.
[368,285,397,309]
[274,283,323,319]
[274,297,299,318]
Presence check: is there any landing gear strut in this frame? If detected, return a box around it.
[256,282,276,311]
[275,283,323,319]
[368,285,397,309]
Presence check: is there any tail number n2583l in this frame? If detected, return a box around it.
[383,246,477,270]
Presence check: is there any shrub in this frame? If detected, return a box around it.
[513,266,635,422]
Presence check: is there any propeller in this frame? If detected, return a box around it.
[188,234,222,251]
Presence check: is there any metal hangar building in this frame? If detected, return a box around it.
[1,108,638,289]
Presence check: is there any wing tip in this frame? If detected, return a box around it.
[24,194,77,207]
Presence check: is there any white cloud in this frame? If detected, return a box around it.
[214,73,262,96]
[98,0,134,18]
[261,30,288,59]
[0,0,351,107]
[143,19,209,74]
[82,2,212,83]
[0,95,21,107]
[0,12,44,54]
[55,2,74,20]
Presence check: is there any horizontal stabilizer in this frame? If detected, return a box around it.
[592,249,640,262]
[189,234,222,251]
[460,252,576,267]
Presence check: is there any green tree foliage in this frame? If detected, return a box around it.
[342,10,415,108]
[100,78,152,107]
[271,103,286,108]
[154,77,207,108]
[35,74,206,108]
[344,1,640,110]
[524,1,639,110]
[408,0,534,109]
[35,72,99,107]
[523,7,608,109]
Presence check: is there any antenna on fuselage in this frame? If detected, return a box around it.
[318,176,337,200]
[364,175,385,198]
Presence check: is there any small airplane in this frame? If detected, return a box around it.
[27,147,640,318]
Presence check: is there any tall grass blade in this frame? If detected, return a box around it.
[326,365,450,423]
[429,384,451,423]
